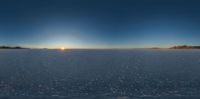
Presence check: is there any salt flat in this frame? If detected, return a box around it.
[0,49,200,98]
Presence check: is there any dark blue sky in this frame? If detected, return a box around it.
[1,0,200,48]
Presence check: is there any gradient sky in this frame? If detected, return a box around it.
[1,0,200,48]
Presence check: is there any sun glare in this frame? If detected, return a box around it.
[61,47,65,50]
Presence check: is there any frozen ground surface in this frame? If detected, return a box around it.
[0,49,200,99]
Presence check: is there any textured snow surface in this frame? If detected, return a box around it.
[0,49,200,98]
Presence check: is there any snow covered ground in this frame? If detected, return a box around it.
[0,49,200,98]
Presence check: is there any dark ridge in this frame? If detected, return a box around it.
[170,45,200,49]
[0,46,28,49]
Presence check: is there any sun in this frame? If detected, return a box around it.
[60,47,65,50]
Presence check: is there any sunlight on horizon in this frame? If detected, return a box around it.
[60,47,65,50]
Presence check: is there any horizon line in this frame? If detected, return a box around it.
[1,45,200,49]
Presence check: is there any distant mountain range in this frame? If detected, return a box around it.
[0,46,27,49]
[170,45,200,49]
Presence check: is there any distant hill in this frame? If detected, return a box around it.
[171,45,200,49]
[0,46,27,49]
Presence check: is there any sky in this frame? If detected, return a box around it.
[0,0,200,48]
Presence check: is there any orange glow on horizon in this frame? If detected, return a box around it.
[60,47,65,50]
